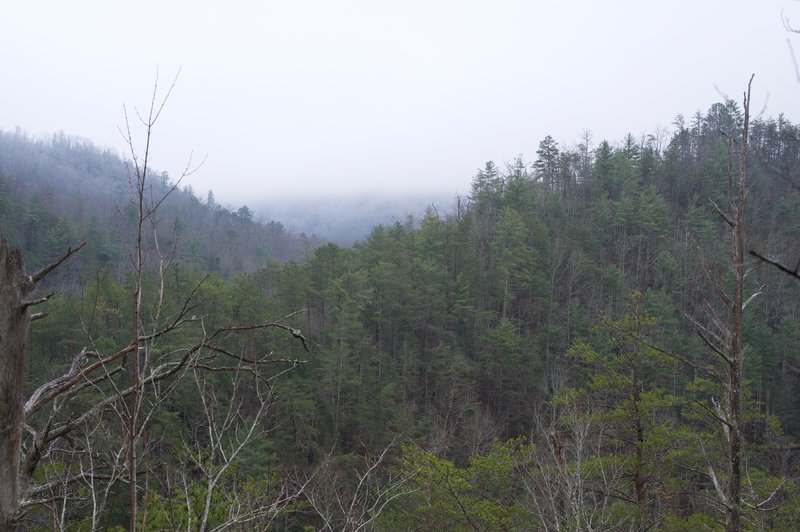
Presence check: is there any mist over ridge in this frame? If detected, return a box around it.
[254,191,457,246]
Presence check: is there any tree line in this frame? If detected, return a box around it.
[2,90,800,529]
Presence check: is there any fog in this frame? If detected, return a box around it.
[1,0,796,205]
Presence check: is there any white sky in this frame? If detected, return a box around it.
[1,0,797,204]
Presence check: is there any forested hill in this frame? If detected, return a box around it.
[0,129,319,278]
[9,101,800,529]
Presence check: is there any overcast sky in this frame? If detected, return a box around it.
[1,1,797,205]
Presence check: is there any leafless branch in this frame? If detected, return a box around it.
[749,250,800,280]
[29,242,86,285]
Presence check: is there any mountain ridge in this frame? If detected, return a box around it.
[0,129,320,277]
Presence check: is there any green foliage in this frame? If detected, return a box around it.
[386,439,535,530]
[11,101,800,529]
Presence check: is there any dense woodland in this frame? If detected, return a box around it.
[2,95,800,530]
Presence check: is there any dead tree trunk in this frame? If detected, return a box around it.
[721,77,751,532]
[0,240,30,532]
[0,237,83,531]
[691,77,753,532]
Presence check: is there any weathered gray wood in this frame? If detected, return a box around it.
[0,237,84,531]
[0,237,32,532]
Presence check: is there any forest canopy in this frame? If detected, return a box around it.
[1,95,800,530]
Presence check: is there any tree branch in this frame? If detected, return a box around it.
[29,242,86,286]
[749,250,800,281]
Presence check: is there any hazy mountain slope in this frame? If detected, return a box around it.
[255,192,458,246]
[0,130,318,276]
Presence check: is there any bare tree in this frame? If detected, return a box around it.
[145,363,306,532]
[0,74,309,530]
[0,239,85,531]
[303,438,418,531]
[524,393,628,532]
[686,76,790,531]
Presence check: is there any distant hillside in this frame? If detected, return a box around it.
[255,192,457,246]
[0,130,319,279]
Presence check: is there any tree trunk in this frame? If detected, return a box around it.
[0,237,83,530]
[723,76,751,532]
[0,238,33,531]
